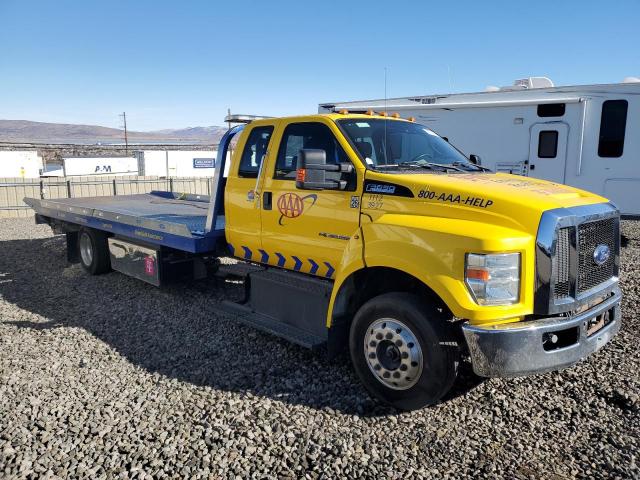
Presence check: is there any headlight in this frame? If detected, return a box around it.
[465,253,520,305]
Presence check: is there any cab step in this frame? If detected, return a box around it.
[218,268,333,350]
[219,301,326,350]
[216,262,265,279]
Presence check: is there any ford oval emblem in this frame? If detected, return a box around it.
[593,244,611,266]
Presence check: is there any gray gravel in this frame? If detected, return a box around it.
[0,218,638,479]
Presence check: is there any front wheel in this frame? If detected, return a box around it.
[349,292,459,410]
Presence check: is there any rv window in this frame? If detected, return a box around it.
[598,100,628,158]
[537,103,566,117]
[238,125,274,178]
[538,130,558,158]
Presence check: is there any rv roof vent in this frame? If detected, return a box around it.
[513,77,555,89]
[485,85,500,92]
[622,76,640,83]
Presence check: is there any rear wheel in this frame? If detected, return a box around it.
[78,228,111,275]
[349,292,459,410]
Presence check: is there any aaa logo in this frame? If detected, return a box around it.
[277,193,317,225]
[278,193,304,218]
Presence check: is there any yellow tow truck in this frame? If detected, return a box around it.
[26,112,622,410]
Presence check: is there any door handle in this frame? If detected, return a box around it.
[263,191,272,210]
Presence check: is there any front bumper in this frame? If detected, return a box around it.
[462,287,622,377]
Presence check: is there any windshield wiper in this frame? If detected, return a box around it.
[397,161,466,172]
[452,161,491,172]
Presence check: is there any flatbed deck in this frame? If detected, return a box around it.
[24,191,225,253]
[24,124,241,255]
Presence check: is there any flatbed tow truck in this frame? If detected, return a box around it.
[25,112,622,410]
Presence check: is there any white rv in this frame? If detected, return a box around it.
[320,77,640,217]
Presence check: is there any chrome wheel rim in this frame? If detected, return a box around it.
[79,233,93,267]
[364,318,423,390]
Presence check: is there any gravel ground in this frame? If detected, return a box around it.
[0,218,638,479]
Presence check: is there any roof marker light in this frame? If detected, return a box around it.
[338,109,349,115]
[391,112,400,118]
[366,110,374,115]
[379,111,388,117]
[407,116,416,122]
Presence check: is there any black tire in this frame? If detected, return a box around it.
[78,228,111,275]
[349,292,459,410]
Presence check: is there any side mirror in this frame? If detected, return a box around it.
[296,149,352,190]
[469,154,482,166]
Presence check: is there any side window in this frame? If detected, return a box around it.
[598,100,628,158]
[238,126,274,178]
[275,122,350,179]
[537,103,566,117]
[538,130,558,158]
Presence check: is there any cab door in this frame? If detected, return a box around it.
[528,123,569,183]
[224,122,277,261]
[260,120,362,279]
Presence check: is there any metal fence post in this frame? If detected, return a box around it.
[169,177,174,193]
[113,179,117,196]
[66,179,72,198]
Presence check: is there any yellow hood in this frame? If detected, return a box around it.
[365,171,609,234]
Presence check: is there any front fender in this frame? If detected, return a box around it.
[350,214,535,324]
[326,227,366,327]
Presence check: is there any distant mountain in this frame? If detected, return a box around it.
[152,126,225,139]
[0,120,227,145]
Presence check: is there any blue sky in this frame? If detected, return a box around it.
[0,0,638,131]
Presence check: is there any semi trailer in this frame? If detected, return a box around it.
[135,150,224,178]
[25,112,622,410]
[0,150,44,178]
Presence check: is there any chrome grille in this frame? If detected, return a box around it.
[577,218,617,293]
[535,203,619,315]
[552,227,571,299]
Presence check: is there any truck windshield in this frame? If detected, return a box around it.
[337,118,479,172]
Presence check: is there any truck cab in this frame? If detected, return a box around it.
[222,113,621,409]
[26,112,622,410]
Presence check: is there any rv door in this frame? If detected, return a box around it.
[528,123,568,183]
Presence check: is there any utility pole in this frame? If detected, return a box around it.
[119,112,129,155]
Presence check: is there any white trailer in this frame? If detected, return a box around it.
[136,150,230,177]
[0,151,43,178]
[320,77,640,217]
[62,157,139,177]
